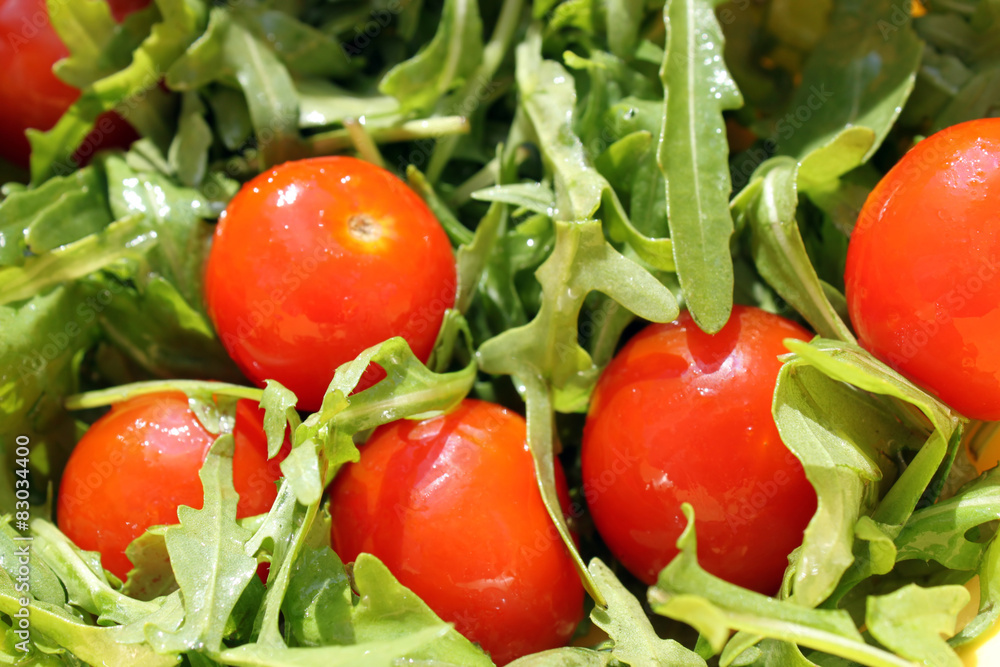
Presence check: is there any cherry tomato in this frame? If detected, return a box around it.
[204,157,456,412]
[328,399,584,665]
[845,119,1000,421]
[581,306,817,595]
[0,0,143,167]
[57,392,288,581]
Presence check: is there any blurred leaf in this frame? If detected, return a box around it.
[379,0,483,113]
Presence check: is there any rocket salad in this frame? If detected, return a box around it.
[1,0,1000,665]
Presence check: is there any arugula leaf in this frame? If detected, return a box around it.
[48,0,120,89]
[515,28,604,221]
[649,505,913,667]
[123,529,178,601]
[0,575,179,667]
[0,213,154,307]
[167,8,302,167]
[865,584,969,667]
[735,155,855,342]
[282,546,355,647]
[147,434,258,654]
[217,626,454,666]
[168,91,213,187]
[508,647,612,666]
[774,337,968,609]
[775,0,922,162]
[894,468,1000,571]
[589,558,706,666]
[479,220,678,605]
[29,519,158,625]
[30,0,208,183]
[351,554,493,664]
[951,535,1000,647]
[379,0,484,114]
[0,166,113,267]
[658,0,743,333]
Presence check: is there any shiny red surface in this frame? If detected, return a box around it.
[328,399,584,665]
[0,0,142,167]
[581,306,817,594]
[845,119,1000,421]
[57,392,288,581]
[204,157,456,412]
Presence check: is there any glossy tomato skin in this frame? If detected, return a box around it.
[57,392,287,581]
[581,306,817,595]
[204,157,456,412]
[0,0,142,167]
[328,399,584,665]
[845,119,1000,421]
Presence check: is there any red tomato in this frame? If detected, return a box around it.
[57,392,288,581]
[581,306,817,595]
[0,0,142,167]
[328,399,584,665]
[204,157,456,412]
[845,119,1000,421]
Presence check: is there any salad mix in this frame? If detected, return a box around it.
[1,0,1000,664]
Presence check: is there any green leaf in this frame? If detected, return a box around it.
[90,274,243,382]
[606,0,646,59]
[0,213,154,307]
[351,554,493,665]
[895,468,1000,571]
[30,0,208,183]
[737,156,855,342]
[515,28,605,221]
[122,529,178,601]
[950,534,1000,646]
[282,547,355,647]
[168,91,213,187]
[166,8,302,167]
[456,202,506,313]
[148,434,258,654]
[104,154,214,308]
[865,584,969,667]
[248,337,476,646]
[589,558,706,666]
[296,81,400,130]
[216,626,453,667]
[783,339,963,526]
[29,519,158,625]
[478,221,678,606]
[0,521,65,607]
[260,380,299,460]
[649,505,912,667]
[507,648,612,666]
[932,63,1000,131]
[231,7,353,79]
[776,0,922,162]
[658,0,743,333]
[0,166,113,268]
[0,285,99,511]
[47,0,119,89]
[796,127,878,189]
[773,360,910,607]
[472,182,555,216]
[379,0,484,113]
[0,577,179,667]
